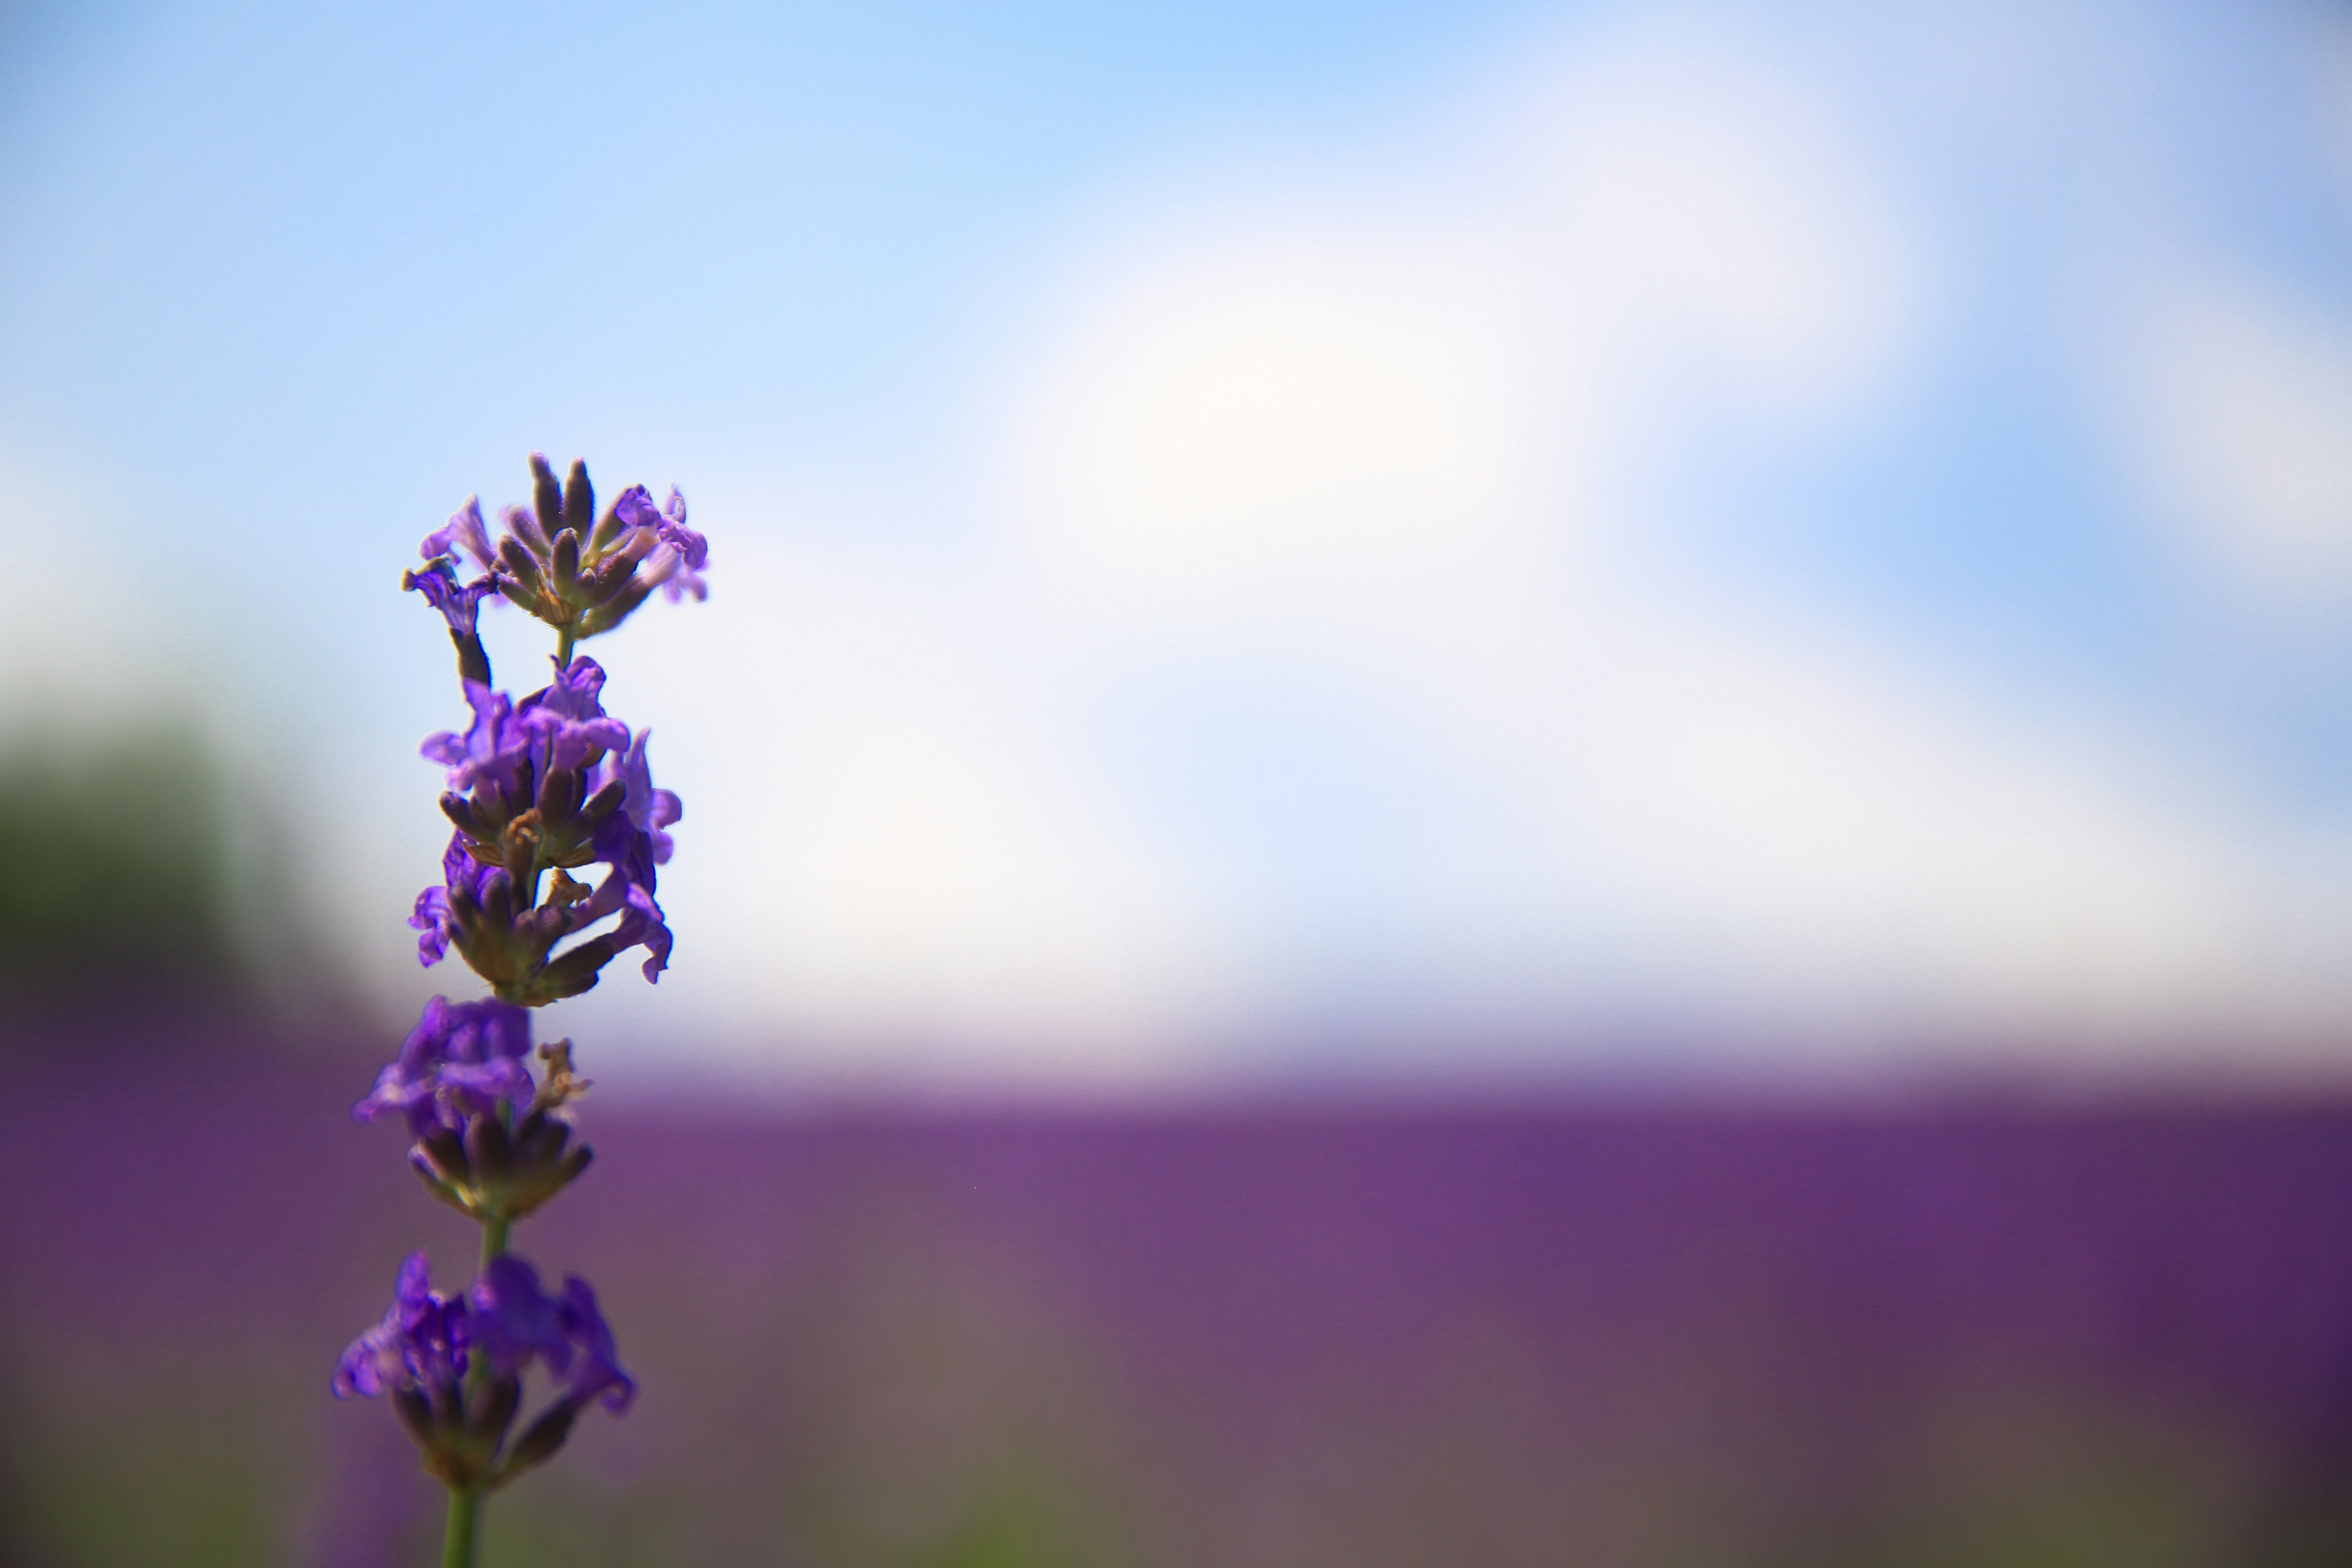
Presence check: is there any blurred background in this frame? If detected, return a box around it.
[6,0,2352,1561]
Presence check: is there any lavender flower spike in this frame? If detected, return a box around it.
[351,452,689,1561]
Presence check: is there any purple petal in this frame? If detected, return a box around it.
[610,485,662,531]
[557,1275,636,1414]
[402,560,499,635]
[409,888,451,967]
[437,1057,534,1106]
[472,1255,575,1379]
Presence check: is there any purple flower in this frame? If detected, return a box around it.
[471,1256,575,1381]
[336,1250,630,1488]
[421,497,499,575]
[333,1251,470,1401]
[555,1275,636,1413]
[576,809,672,982]
[409,886,453,966]
[409,835,497,969]
[421,682,534,800]
[607,484,709,606]
[339,1252,633,1414]
[650,488,709,603]
[565,723,681,979]
[353,995,535,1139]
[445,457,710,644]
[402,559,500,637]
[416,668,680,994]
[516,657,630,774]
[593,728,683,866]
[426,664,627,812]
[613,877,673,984]
[608,485,661,531]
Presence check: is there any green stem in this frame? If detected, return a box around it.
[480,1212,511,1268]
[442,1210,511,1568]
[442,1487,481,1568]
[556,627,576,669]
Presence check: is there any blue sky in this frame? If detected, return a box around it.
[7,1,2352,1090]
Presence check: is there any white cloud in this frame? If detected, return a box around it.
[1496,596,2334,1044]
[467,21,2352,1085]
[1008,231,1531,608]
[2120,278,2352,601]
[955,27,2352,1072]
[597,526,1245,1080]
[1493,41,1917,417]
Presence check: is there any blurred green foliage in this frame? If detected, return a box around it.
[0,717,346,1038]
[0,723,243,1001]
[12,1378,290,1567]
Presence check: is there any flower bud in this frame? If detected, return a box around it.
[529,454,565,547]
[478,870,516,934]
[493,1404,575,1485]
[575,579,654,639]
[550,529,582,603]
[535,767,582,830]
[581,779,627,823]
[561,459,595,540]
[440,792,489,841]
[527,936,617,1004]
[472,1374,523,1448]
[409,1148,471,1215]
[394,1387,437,1450]
[498,536,543,595]
[464,1110,513,1187]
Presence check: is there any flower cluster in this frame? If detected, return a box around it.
[405,655,677,1005]
[353,997,594,1221]
[402,453,707,679]
[334,1252,633,1491]
[341,455,704,1548]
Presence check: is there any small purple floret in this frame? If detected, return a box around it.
[409,886,453,967]
[472,1256,575,1381]
[595,728,683,867]
[333,1251,470,1400]
[579,809,673,982]
[556,1275,636,1412]
[353,995,535,1138]
[421,497,499,575]
[652,488,708,603]
[517,657,630,773]
[410,836,499,969]
[334,1251,634,1417]
[402,560,499,637]
[608,484,709,605]
[423,682,533,798]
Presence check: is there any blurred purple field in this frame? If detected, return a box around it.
[7,1036,2352,1567]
